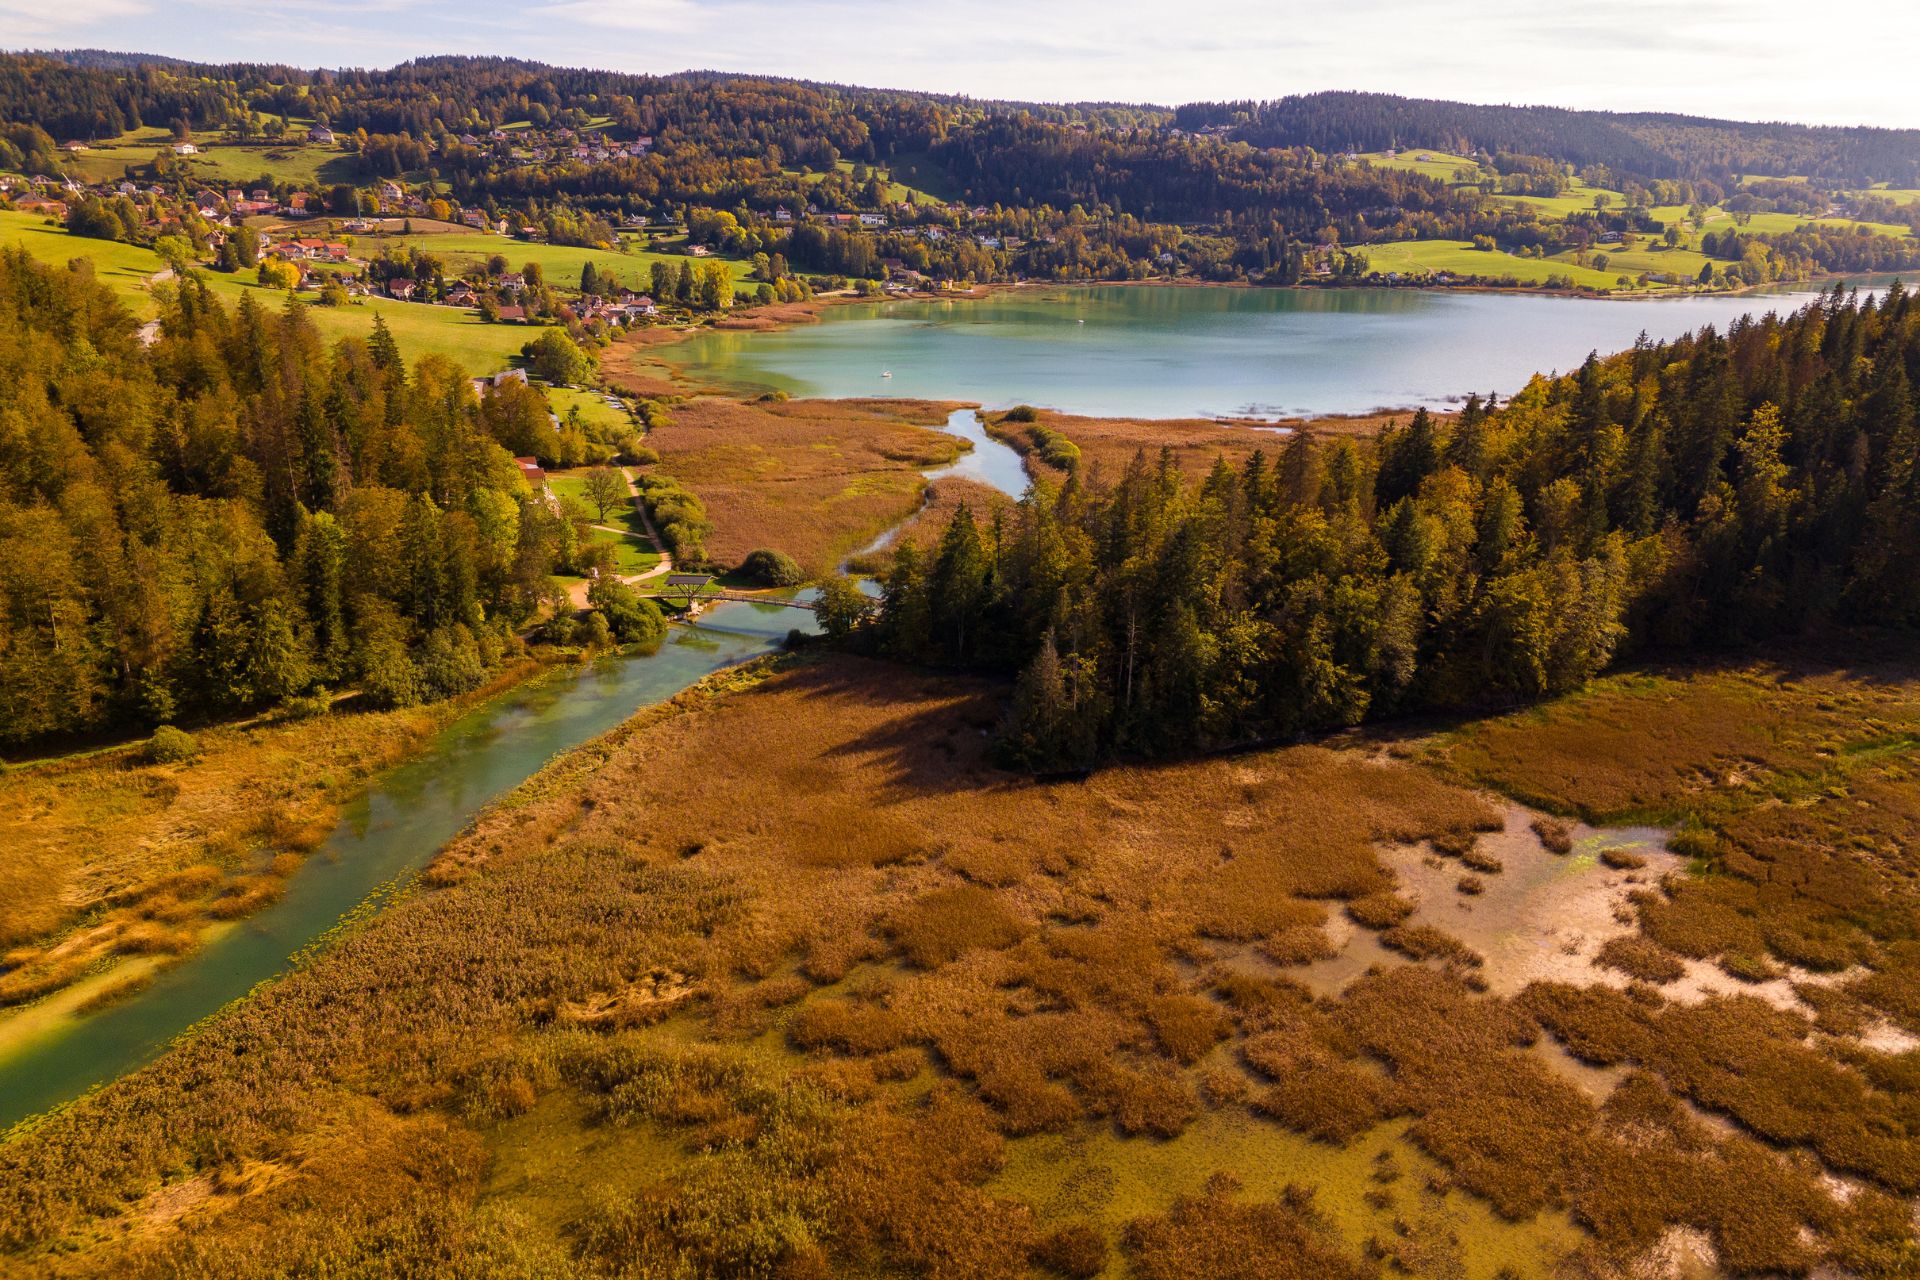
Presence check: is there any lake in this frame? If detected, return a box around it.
[664,282,1890,419]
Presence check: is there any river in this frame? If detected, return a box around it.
[3,277,1876,1127]
[0,414,1029,1131]
[664,281,1896,419]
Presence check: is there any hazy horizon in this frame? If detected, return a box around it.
[3,0,1918,130]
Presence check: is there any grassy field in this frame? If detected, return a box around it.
[1858,186,1920,208]
[1497,175,1631,219]
[1361,238,1635,290]
[1554,242,1711,283]
[59,125,363,189]
[546,469,662,576]
[788,157,950,206]
[545,386,634,433]
[4,650,1913,1276]
[1355,148,1480,184]
[372,229,755,292]
[0,212,532,373]
[641,396,970,573]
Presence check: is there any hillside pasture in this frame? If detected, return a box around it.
[57,125,362,189]
[1355,148,1480,184]
[0,212,531,373]
[375,230,755,293]
[1360,238,1631,290]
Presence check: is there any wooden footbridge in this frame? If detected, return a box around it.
[655,574,820,612]
[706,591,820,611]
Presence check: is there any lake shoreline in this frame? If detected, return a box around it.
[633,280,1883,423]
[616,265,1892,388]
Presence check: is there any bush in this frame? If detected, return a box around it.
[1531,817,1574,854]
[1001,404,1039,423]
[739,548,805,588]
[144,725,200,764]
[1595,935,1686,984]
[588,578,667,650]
[1030,1223,1107,1279]
[1031,425,1081,470]
[1346,892,1415,929]
[276,692,332,721]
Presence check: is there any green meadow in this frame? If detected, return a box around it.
[0,211,530,373]
[1355,148,1481,184]
[786,158,950,206]
[60,125,363,189]
[369,229,755,291]
[546,385,634,431]
[1360,238,1634,290]
[546,470,662,576]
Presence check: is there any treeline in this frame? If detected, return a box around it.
[859,285,1920,765]
[0,250,614,746]
[1174,92,1920,187]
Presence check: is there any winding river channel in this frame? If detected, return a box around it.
[4,278,1894,1127]
[0,414,1029,1131]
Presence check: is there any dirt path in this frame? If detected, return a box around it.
[619,466,674,582]
[562,467,674,608]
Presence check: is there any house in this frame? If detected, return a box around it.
[495,304,528,322]
[308,126,334,144]
[251,188,270,202]
[859,213,887,228]
[458,133,480,146]
[634,136,653,152]
[498,272,527,292]
[387,278,417,300]
[445,285,478,306]
[63,141,88,152]
[12,196,67,218]
[514,456,547,488]
[379,181,404,203]
[286,192,310,213]
[772,206,792,224]
[491,368,529,387]
[172,142,198,156]
[462,208,488,227]
[193,189,222,211]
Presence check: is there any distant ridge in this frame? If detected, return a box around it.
[1173,91,1920,184]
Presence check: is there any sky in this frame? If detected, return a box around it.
[5,0,1920,129]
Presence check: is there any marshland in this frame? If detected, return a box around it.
[5,55,1920,1275]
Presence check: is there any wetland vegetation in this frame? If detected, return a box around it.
[6,49,1920,1280]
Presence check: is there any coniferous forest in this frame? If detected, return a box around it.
[0,249,612,745]
[864,285,1920,765]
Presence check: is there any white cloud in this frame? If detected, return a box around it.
[0,0,150,44]
[10,0,1920,128]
